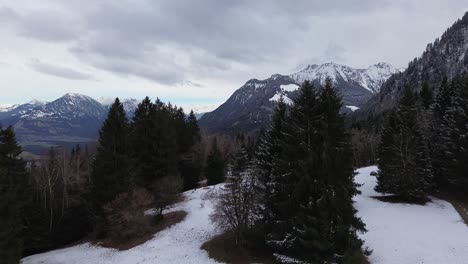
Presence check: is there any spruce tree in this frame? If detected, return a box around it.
[91,98,130,209]
[253,97,287,229]
[376,86,433,199]
[420,82,434,109]
[129,96,158,187]
[180,110,202,191]
[267,79,366,263]
[205,137,225,185]
[0,126,28,264]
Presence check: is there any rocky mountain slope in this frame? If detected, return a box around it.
[0,94,139,150]
[199,62,399,133]
[360,11,468,118]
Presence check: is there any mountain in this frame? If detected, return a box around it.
[0,94,142,155]
[199,62,399,133]
[360,12,468,118]
[1,94,107,144]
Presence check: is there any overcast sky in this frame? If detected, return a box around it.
[0,0,467,112]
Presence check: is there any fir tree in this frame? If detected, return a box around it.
[0,126,28,264]
[376,86,433,199]
[91,98,130,214]
[180,110,202,191]
[129,96,159,187]
[205,137,225,185]
[253,97,287,229]
[267,79,366,263]
[420,82,434,109]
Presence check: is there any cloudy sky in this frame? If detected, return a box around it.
[0,0,467,111]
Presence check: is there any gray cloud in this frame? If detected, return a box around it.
[29,60,94,80]
[2,0,468,87]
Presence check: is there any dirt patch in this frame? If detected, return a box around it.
[201,232,277,264]
[99,210,187,251]
[371,195,431,205]
[434,190,468,226]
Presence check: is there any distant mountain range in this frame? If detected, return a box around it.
[0,94,139,153]
[198,62,400,133]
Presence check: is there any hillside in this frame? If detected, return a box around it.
[22,167,468,264]
[360,11,468,118]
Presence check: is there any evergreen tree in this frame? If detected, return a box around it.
[0,126,28,264]
[180,110,202,191]
[91,98,130,225]
[420,82,434,109]
[267,79,366,263]
[129,96,158,187]
[253,97,287,229]
[432,76,468,190]
[376,86,433,199]
[205,137,225,185]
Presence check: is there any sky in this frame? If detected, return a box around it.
[0,0,467,112]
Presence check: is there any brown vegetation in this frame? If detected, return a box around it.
[100,210,187,251]
[201,232,277,264]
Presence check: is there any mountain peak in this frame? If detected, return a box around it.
[290,62,400,94]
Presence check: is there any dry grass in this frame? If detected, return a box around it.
[99,210,187,251]
[201,232,278,264]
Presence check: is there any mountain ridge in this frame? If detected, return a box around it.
[199,62,399,134]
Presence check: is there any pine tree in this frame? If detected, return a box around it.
[376,86,433,199]
[180,110,202,191]
[91,98,130,213]
[267,79,366,263]
[205,137,225,185]
[420,82,433,109]
[0,126,28,264]
[253,97,287,229]
[129,96,158,187]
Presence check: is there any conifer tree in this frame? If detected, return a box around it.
[91,98,130,211]
[180,110,202,191]
[129,96,158,187]
[420,82,434,109]
[267,79,366,263]
[253,97,287,228]
[205,137,225,185]
[0,126,28,264]
[376,87,433,199]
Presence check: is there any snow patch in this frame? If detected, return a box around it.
[355,166,468,264]
[345,105,360,112]
[269,93,293,105]
[22,185,223,264]
[280,84,299,92]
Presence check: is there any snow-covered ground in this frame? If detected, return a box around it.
[22,185,222,264]
[22,167,468,264]
[355,166,468,264]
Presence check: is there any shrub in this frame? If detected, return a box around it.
[103,188,154,241]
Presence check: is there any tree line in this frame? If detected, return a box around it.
[0,96,207,263]
[375,76,468,200]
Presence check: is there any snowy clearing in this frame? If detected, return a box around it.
[22,185,222,264]
[22,168,468,264]
[355,166,468,264]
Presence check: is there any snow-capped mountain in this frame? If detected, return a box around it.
[97,97,139,118]
[199,62,400,134]
[291,62,399,94]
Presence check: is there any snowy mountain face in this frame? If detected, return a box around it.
[360,11,468,118]
[199,62,399,134]
[291,62,399,94]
